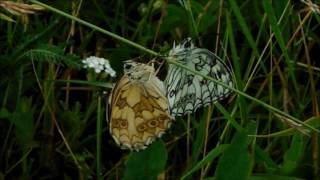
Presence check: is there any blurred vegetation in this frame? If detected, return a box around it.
[0,0,320,179]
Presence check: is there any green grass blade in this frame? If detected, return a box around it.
[123,141,168,180]
[215,121,257,180]
[227,0,260,57]
[29,0,159,57]
[182,144,229,180]
[262,0,298,91]
[280,133,307,174]
[48,79,113,89]
[96,96,102,180]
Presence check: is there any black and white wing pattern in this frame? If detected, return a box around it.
[165,37,234,117]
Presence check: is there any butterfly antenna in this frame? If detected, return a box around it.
[149,58,164,76]
[155,61,165,75]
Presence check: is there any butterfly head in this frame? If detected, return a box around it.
[169,37,194,58]
[123,60,155,82]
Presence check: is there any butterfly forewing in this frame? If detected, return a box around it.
[110,61,173,151]
[165,38,234,117]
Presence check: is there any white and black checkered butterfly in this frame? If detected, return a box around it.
[165,38,234,117]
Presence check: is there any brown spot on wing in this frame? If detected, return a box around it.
[109,64,174,151]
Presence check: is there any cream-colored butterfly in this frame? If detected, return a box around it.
[165,38,234,117]
[109,60,174,151]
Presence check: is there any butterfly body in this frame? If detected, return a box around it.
[166,38,234,117]
[109,61,173,151]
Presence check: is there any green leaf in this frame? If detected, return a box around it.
[197,0,220,30]
[23,44,81,68]
[254,145,278,172]
[215,102,243,132]
[191,112,206,165]
[10,98,35,149]
[280,133,307,174]
[0,13,15,22]
[262,0,298,92]
[182,144,229,180]
[215,121,256,180]
[227,0,260,57]
[249,174,305,180]
[0,108,11,118]
[160,4,188,35]
[123,140,168,180]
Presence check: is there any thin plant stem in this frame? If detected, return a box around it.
[97,96,102,180]
[186,0,199,37]
[5,148,33,174]
[200,105,213,179]
[187,113,191,168]
[31,59,81,169]
[29,0,159,57]
[300,14,319,179]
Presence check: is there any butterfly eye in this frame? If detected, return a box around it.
[184,40,191,48]
[124,63,133,71]
[181,37,193,49]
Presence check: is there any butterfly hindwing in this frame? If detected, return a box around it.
[165,38,234,117]
[109,61,173,151]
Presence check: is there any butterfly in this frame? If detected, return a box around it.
[109,60,174,151]
[165,38,234,117]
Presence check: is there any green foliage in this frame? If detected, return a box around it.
[182,144,229,179]
[123,141,168,180]
[280,134,307,175]
[24,44,80,68]
[9,98,35,149]
[1,0,320,179]
[215,122,256,180]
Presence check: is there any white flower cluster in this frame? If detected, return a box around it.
[82,56,116,77]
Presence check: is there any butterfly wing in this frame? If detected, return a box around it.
[166,46,234,117]
[110,74,173,151]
